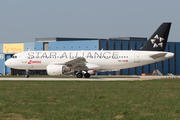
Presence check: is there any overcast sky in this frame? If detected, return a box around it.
[0,0,180,43]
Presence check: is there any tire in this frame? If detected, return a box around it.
[25,75,29,78]
[76,73,83,78]
[84,73,90,78]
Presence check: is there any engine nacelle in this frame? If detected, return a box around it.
[46,65,71,76]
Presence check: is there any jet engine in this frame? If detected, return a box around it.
[46,65,71,75]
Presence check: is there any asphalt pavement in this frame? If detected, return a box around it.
[0,76,179,81]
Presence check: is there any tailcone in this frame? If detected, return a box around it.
[165,52,174,59]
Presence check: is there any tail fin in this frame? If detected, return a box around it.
[140,22,171,51]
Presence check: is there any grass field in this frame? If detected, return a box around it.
[0,80,180,120]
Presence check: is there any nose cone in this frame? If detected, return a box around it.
[5,59,12,67]
[165,52,174,59]
[5,59,19,69]
[5,60,9,67]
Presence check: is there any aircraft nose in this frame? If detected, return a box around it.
[5,60,8,66]
[5,60,10,67]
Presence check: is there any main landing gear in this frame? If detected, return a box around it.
[76,72,90,78]
[84,73,90,78]
[76,72,83,78]
[25,69,29,78]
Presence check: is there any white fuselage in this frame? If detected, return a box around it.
[5,50,174,71]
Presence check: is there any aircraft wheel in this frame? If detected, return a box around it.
[84,73,90,78]
[76,73,83,78]
[25,75,29,78]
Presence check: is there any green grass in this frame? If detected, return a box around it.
[0,80,180,120]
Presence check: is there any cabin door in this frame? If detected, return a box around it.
[22,53,27,63]
[134,53,140,63]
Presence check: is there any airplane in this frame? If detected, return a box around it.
[5,22,174,78]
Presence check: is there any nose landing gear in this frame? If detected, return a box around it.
[25,70,29,78]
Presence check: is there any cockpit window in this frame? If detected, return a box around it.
[12,56,17,59]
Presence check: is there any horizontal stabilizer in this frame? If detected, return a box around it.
[150,53,167,59]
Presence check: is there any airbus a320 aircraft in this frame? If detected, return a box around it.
[5,23,174,78]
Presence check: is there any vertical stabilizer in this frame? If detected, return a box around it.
[140,23,171,51]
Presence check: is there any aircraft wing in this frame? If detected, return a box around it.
[53,57,100,71]
[150,53,167,59]
[64,57,88,70]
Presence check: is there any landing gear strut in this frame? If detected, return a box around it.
[25,70,29,78]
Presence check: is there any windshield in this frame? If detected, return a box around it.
[12,56,17,59]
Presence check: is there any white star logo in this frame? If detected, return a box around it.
[151,34,164,48]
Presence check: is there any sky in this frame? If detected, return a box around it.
[0,0,180,43]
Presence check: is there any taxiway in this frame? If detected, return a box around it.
[0,76,179,81]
